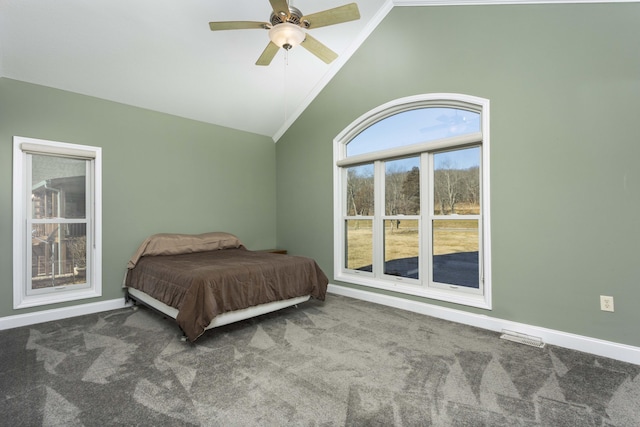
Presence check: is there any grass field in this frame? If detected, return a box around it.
[346,218,478,270]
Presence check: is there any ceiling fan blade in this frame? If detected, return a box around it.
[209,21,269,31]
[301,3,360,29]
[269,0,290,18]
[300,33,338,64]
[256,42,280,66]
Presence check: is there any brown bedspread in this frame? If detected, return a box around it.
[125,248,328,341]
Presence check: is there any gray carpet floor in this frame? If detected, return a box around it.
[1,294,639,426]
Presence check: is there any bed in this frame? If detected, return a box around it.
[123,232,328,341]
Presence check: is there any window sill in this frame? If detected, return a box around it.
[14,287,102,310]
[335,272,491,310]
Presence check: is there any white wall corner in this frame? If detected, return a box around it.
[272,0,396,142]
[328,283,640,366]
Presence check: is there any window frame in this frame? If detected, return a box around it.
[333,94,492,310]
[12,136,102,309]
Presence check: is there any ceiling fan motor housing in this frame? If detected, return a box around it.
[270,6,309,28]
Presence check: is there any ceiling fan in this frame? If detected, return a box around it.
[209,0,360,66]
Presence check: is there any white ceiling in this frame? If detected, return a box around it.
[0,0,391,140]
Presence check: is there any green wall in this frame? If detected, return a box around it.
[0,78,276,317]
[276,4,640,346]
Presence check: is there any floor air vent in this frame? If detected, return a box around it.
[500,330,545,348]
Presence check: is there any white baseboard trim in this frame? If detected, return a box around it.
[0,298,131,331]
[2,287,638,366]
[328,284,640,366]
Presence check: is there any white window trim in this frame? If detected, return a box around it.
[333,93,492,310]
[13,136,102,309]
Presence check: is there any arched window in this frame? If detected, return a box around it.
[333,94,491,309]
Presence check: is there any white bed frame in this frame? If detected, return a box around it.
[126,287,310,332]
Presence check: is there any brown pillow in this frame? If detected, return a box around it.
[127,232,243,269]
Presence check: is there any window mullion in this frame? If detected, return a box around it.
[426,152,435,287]
[421,152,431,287]
[373,160,385,278]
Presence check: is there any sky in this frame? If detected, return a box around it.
[347,107,481,162]
[346,107,481,174]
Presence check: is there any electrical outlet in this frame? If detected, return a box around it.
[600,295,614,312]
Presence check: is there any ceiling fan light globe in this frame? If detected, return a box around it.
[269,23,305,49]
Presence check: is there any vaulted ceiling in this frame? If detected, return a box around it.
[0,0,390,140]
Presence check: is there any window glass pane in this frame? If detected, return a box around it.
[385,157,420,215]
[347,108,480,157]
[432,219,479,287]
[31,223,87,288]
[433,147,480,215]
[346,164,374,216]
[384,219,419,279]
[32,155,86,219]
[345,219,372,271]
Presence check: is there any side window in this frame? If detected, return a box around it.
[334,94,491,309]
[384,157,420,280]
[13,137,102,308]
[431,147,481,288]
[345,164,374,272]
